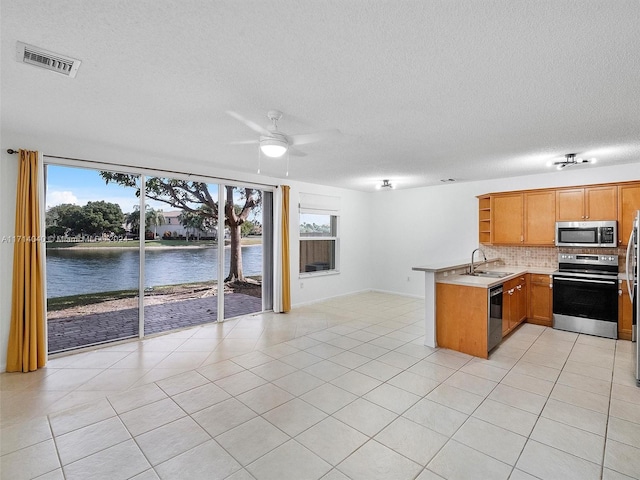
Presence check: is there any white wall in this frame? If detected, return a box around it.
[370,163,640,297]
[287,182,372,306]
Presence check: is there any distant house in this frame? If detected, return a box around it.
[154,211,216,240]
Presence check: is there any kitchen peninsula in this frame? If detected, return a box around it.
[413,259,554,358]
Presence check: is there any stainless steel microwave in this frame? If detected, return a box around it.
[555,221,617,247]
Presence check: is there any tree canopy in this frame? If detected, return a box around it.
[46,201,124,236]
[99,172,261,282]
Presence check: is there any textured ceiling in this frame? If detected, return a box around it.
[1,1,639,191]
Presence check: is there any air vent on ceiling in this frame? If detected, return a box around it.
[16,42,81,78]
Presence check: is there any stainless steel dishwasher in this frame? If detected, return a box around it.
[488,285,503,351]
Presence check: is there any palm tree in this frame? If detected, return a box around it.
[145,208,165,239]
[178,211,203,241]
[125,208,141,236]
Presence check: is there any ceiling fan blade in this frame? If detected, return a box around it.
[226,110,271,136]
[230,140,259,145]
[288,147,307,157]
[288,128,342,146]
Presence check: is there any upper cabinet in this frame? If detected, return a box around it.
[618,183,640,246]
[489,190,555,245]
[478,195,491,244]
[524,190,556,245]
[491,193,523,244]
[556,186,617,221]
[479,181,639,246]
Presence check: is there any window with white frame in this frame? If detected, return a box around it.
[299,193,340,275]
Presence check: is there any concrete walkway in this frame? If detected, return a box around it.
[47,294,262,353]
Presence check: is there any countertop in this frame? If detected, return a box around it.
[412,258,501,273]
[437,266,556,289]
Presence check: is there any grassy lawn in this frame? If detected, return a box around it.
[46,280,219,311]
[47,288,140,311]
[46,276,261,311]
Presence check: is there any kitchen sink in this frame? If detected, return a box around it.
[465,270,513,278]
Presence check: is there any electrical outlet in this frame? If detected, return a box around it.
[300,282,304,289]
[407,276,411,282]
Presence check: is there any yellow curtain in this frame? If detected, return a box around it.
[6,150,46,372]
[281,185,291,312]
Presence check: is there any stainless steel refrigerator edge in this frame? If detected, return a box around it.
[624,210,639,386]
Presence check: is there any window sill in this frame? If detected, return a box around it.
[299,270,340,279]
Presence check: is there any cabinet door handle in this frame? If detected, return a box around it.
[516,285,522,291]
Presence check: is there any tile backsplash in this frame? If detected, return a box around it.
[481,245,628,271]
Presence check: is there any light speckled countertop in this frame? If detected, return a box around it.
[437,266,556,288]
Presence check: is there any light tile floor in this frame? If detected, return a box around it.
[1,292,639,480]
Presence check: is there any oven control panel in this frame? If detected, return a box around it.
[558,254,618,266]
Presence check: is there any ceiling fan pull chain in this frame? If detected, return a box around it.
[257,144,262,174]
[286,151,290,177]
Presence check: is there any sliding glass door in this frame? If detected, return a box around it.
[45,165,141,353]
[142,178,221,336]
[44,163,274,354]
[222,186,267,320]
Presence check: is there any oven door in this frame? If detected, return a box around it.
[553,275,618,338]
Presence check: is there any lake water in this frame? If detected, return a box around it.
[46,245,263,298]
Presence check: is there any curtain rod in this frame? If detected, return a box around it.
[6,149,279,188]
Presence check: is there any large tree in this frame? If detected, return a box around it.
[99,173,260,283]
[46,201,124,236]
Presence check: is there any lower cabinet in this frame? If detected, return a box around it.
[436,283,490,359]
[528,274,553,327]
[502,275,528,336]
[619,280,633,341]
[436,273,556,359]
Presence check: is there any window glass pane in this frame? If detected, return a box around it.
[142,178,221,335]
[300,213,335,237]
[223,185,263,319]
[45,164,140,353]
[300,239,336,272]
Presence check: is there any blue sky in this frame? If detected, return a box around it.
[46,165,219,214]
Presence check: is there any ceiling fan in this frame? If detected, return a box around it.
[227,110,340,158]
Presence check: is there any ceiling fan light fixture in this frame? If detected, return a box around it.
[552,153,597,170]
[259,136,288,158]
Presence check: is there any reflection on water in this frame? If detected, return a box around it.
[46,246,262,298]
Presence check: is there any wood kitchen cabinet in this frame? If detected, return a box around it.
[502,275,527,335]
[556,186,617,221]
[436,283,490,358]
[524,191,556,245]
[528,274,553,327]
[618,182,640,246]
[488,190,555,246]
[480,181,639,246]
[478,195,491,244]
[491,193,523,244]
[618,280,633,341]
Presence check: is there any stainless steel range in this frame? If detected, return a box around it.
[552,253,619,339]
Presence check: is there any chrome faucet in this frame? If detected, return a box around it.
[470,248,487,275]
